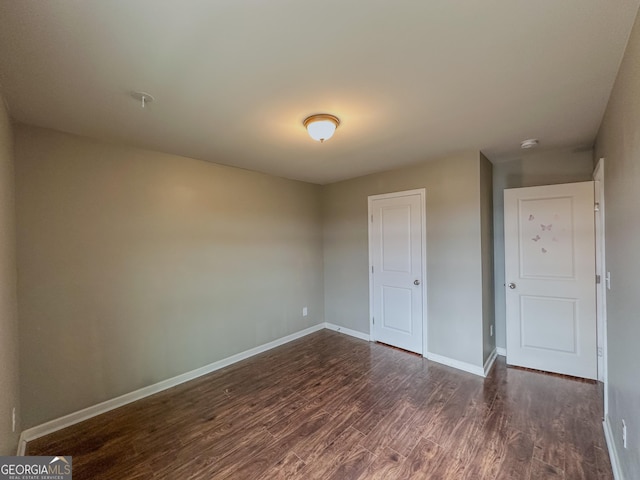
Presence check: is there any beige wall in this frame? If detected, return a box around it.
[0,96,20,454]
[595,6,640,478]
[322,151,488,367]
[480,153,495,362]
[492,148,594,350]
[15,125,324,428]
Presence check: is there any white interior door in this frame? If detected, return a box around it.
[369,190,425,354]
[504,182,597,379]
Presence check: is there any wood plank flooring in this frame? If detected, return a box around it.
[27,330,612,479]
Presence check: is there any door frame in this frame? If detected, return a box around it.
[367,188,428,355]
[504,181,598,379]
[594,158,608,404]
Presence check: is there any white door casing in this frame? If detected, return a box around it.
[368,189,426,354]
[504,182,597,379]
[593,158,608,400]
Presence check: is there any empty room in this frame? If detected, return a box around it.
[0,1,638,479]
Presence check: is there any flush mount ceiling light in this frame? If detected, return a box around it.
[520,138,539,149]
[303,114,340,143]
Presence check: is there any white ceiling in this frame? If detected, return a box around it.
[0,1,638,184]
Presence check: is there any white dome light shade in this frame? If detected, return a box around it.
[307,120,336,142]
[303,114,340,143]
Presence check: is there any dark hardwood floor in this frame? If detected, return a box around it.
[27,330,612,479]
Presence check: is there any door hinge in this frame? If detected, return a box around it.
[371,265,374,274]
[371,214,373,223]
[595,202,600,212]
[372,317,375,325]
[596,274,601,284]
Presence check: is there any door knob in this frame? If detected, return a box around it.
[508,282,516,289]
[414,280,421,286]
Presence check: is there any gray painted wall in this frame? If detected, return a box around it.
[492,148,594,350]
[595,6,640,477]
[480,153,495,362]
[322,151,488,367]
[15,125,325,428]
[0,96,20,454]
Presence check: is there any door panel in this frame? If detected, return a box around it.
[381,205,412,272]
[518,196,575,279]
[520,296,577,353]
[370,191,424,354]
[505,182,596,379]
[382,286,413,333]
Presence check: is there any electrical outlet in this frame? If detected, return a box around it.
[490,325,494,337]
[622,419,627,448]
[12,408,15,433]
[302,307,308,317]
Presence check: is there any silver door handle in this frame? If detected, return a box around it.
[414,280,420,286]
[508,283,516,289]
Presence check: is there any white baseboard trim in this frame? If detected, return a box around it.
[484,348,498,376]
[16,323,326,455]
[496,347,507,357]
[425,352,486,377]
[603,415,624,480]
[324,323,370,342]
[15,323,499,455]
[16,437,26,456]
